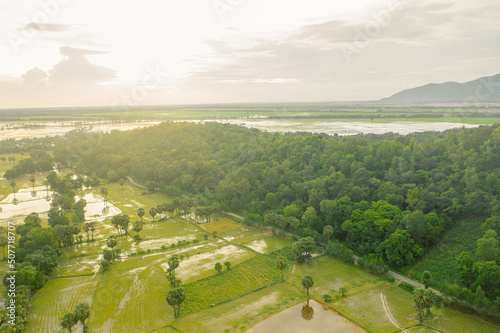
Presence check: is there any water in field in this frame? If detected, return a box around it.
[0,187,121,222]
[0,121,160,140]
[245,300,366,333]
[202,119,481,136]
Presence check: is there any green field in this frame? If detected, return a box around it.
[407,216,487,289]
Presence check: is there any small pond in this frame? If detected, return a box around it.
[245,300,366,333]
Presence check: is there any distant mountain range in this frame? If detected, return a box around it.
[380,73,500,104]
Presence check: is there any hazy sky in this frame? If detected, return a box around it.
[0,0,499,108]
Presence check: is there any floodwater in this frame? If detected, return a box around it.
[0,121,160,140]
[0,187,121,222]
[245,300,366,333]
[198,119,482,136]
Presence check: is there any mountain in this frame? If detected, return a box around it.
[380,73,500,104]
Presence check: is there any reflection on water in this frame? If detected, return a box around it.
[301,301,314,320]
[245,300,366,333]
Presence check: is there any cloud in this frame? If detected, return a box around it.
[18,23,73,33]
[21,67,48,86]
[48,46,116,85]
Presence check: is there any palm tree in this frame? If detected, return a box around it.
[168,254,180,286]
[106,236,117,258]
[323,225,333,241]
[339,286,347,297]
[276,256,288,281]
[413,288,428,325]
[29,175,36,190]
[89,222,96,241]
[421,271,432,289]
[137,208,145,222]
[301,275,314,298]
[133,221,142,238]
[166,288,187,318]
[215,262,222,274]
[224,261,231,270]
[60,312,77,333]
[156,205,164,220]
[74,303,90,333]
[9,181,16,199]
[83,223,90,242]
[149,207,157,222]
[100,187,109,210]
[0,236,7,260]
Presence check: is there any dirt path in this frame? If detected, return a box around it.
[126,176,146,189]
[380,292,409,333]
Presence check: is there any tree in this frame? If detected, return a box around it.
[119,178,125,190]
[224,261,231,270]
[89,222,96,241]
[149,207,157,222]
[166,287,187,318]
[137,208,145,222]
[106,236,117,257]
[10,180,16,199]
[168,254,180,286]
[83,223,91,242]
[302,275,314,298]
[103,250,113,262]
[476,230,500,262]
[323,225,333,241]
[384,229,422,269]
[276,256,288,281]
[421,271,432,289]
[291,237,315,263]
[339,286,347,297]
[288,217,300,233]
[215,262,222,273]
[0,235,7,260]
[60,312,77,333]
[100,187,109,209]
[74,303,90,333]
[413,288,429,325]
[322,294,332,302]
[133,221,143,239]
[100,259,110,271]
[29,175,36,190]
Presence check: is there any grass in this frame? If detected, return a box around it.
[407,216,487,289]
[89,265,172,332]
[172,283,303,333]
[199,217,244,234]
[242,237,295,254]
[288,256,387,298]
[181,254,280,315]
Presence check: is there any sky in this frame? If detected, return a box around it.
[0,0,499,108]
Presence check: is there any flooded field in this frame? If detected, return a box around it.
[245,300,366,333]
[0,121,160,140]
[202,119,482,136]
[0,187,121,223]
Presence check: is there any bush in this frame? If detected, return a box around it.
[398,281,415,293]
[322,294,332,302]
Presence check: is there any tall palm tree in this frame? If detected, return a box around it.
[74,303,90,333]
[106,236,117,258]
[89,222,96,241]
[60,313,77,333]
[301,275,314,299]
[137,208,145,222]
[276,256,288,281]
[9,181,16,199]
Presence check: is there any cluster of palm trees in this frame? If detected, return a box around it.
[60,303,90,333]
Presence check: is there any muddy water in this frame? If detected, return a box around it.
[245,300,365,333]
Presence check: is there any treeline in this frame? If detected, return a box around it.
[52,122,500,303]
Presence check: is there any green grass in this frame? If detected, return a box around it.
[172,282,303,333]
[242,237,295,254]
[288,256,387,298]
[181,254,280,315]
[89,264,172,332]
[199,217,244,234]
[407,216,487,289]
